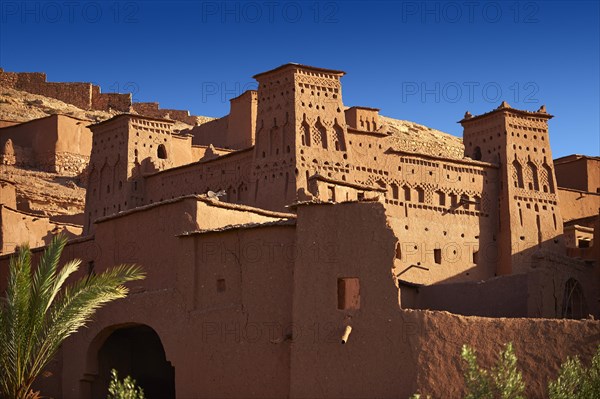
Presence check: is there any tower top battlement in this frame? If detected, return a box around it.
[460,102,553,124]
[252,63,345,81]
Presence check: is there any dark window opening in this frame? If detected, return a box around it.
[403,186,411,201]
[434,248,442,264]
[416,187,425,203]
[157,144,167,159]
[562,279,587,319]
[449,193,458,207]
[519,208,523,226]
[391,184,399,200]
[337,278,360,310]
[217,278,226,292]
[437,191,446,206]
[578,240,591,249]
[398,280,420,309]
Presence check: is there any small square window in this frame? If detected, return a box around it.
[217,278,226,293]
[337,278,360,310]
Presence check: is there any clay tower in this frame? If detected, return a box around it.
[84,114,175,233]
[250,64,349,209]
[461,102,563,275]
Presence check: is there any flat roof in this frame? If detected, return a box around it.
[88,113,175,129]
[309,173,387,192]
[0,204,83,228]
[144,146,254,178]
[288,196,381,210]
[94,194,296,225]
[554,154,600,164]
[386,147,498,169]
[346,127,389,137]
[347,106,381,112]
[0,234,95,259]
[0,113,92,130]
[178,219,296,237]
[563,214,599,227]
[459,102,553,123]
[253,63,346,79]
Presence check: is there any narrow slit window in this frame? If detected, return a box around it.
[434,248,442,264]
[328,186,336,202]
[395,243,402,260]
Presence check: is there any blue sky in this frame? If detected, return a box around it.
[1,0,598,157]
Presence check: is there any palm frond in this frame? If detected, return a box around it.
[0,235,145,399]
[4,245,33,396]
[23,236,71,385]
[28,264,144,387]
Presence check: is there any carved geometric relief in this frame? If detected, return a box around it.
[314,118,328,149]
[540,162,555,193]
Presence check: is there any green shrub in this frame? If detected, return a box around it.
[548,345,600,399]
[413,342,600,399]
[461,342,525,399]
[107,369,145,399]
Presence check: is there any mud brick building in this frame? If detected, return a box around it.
[0,64,599,398]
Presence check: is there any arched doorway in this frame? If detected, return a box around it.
[562,278,588,319]
[91,325,175,399]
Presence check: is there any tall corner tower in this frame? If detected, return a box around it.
[84,114,175,233]
[461,102,563,275]
[250,64,350,208]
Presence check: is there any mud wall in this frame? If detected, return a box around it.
[289,201,600,399]
[91,85,131,112]
[0,70,93,109]
[0,115,91,174]
[410,310,600,398]
[0,180,17,208]
[0,205,82,254]
[558,188,600,222]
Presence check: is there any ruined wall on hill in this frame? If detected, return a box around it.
[91,85,131,112]
[0,70,93,109]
